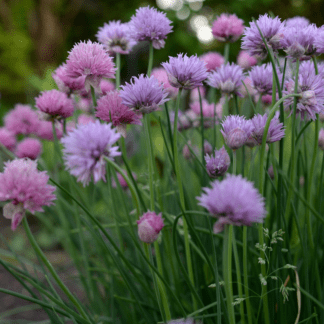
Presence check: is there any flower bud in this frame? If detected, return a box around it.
[137,211,164,243]
[205,146,230,178]
[226,128,248,150]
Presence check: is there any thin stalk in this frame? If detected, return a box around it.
[116,53,121,89]
[90,85,97,108]
[234,94,239,115]
[22,218,91,322]
[147,42,154,77]
[173,89,197,310]
[223,224,235,324]
[198,87,205,166]
[224,43,230,63]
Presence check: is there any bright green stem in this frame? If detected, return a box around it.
[22,217,91,322]
[284,59,300,221]
[224,95,229,116]
[154,241,172,321]
[144,114,155,210]
[233,150,237,175]
[116,53,121,89]
[243,227,253,324]
[224,43,230,63]
[147,43,154,77]
[173,89,197,310]
[234,95,239,115]
[198,87,205,166]
[233,231,245,324]
[90,85,97,108]
[224,224,235,324]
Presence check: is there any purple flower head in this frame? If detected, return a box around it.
[151,67,179,98]
[4,104,40,136]
[205,146,230,178]
[197,174,266,230]
[242,14,285,60]
[200,52,225,72]
[314,28,324,55]
[285,16,310,28]
[36,121,63,141]
[204,140,213,155]
[52,64,85,93]
[237,50,258,70]
[161,54,208,90]
[250,111,285,144]
[0,159,56,231]
[0,128,16,151]
[207,63,244,97]
[249,63,273,95]
[281,24,318,60]
[221,115,254,150]
[96,20,136,54]
[211,13,244,43]
[16,138,42,160]
[96,90,142,137]
[35,90,74,119]
[61,120,121,186]
[100,79,115,95]
[283,69,324,120]
[119,74,169,114]
[129,6,173,49]
[136,211,164,243]
[66,41,116,92]
[319,129,324,150]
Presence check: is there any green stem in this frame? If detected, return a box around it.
[116,52,121,89]
[224,224,235,324]
[233,150,237,175]
[90,85,97,108]
[173,89,197,310]
[147,42,154,77]
[224,43,230,63]
[22,217,91,322]
[198,87,205,168]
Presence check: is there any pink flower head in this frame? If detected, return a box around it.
[212,13,244,43]
[112,171,137,189]
[130,6,173,49]
[237,50,258,70]
[61,120,121,186]
[200,52,225,72]
[190,99,222,127]
[66,40,116,92]
[35,90,74,119]
[96,91,142,137]
[52,64,85,93]
[36,121,63,141]
[0,159,56,231]
[0,128,16,151]
[100,79,115,95]
[151,67,179,98]
[16,138,42,160]
[221,115,254,150]
[136,211,164,243]
[96,20,136,55]
[197,174,266,231]
[78,114,95,125]
[190,86,205,102]
[4,104,40,136]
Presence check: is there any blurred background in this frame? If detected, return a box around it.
[0,0,324,110]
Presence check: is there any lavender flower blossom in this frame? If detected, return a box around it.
[0,159,56,231]
[161,54,208,90]
[250,111,285,144]
[242,14,285,59]
[35,90,74,119]
[281,24,318,60]
[16,138,42,160]
[285,16,310,28]
[200,52,224,72]
[100,79,115,95]
[4,104,40,136]
[221,115,254,150]
[314,28,324,54]
[66,41,116,92]
[96,91,142,137]
[52,64,85,93]
[36,121,63,141]
[0,128,16,151]
[283,69,324,120]
[197,174,266,232]
[249,63,273,95]
[120,74,169,114]
[237,50,258,70]
[151,67,179,98]
[129,6,173,49]
[205,146,230,178]
[61,120,121,186]
[137,211,164,243]
[96,20,136,54]
[207,63,244,97]
[211,13,244,43]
